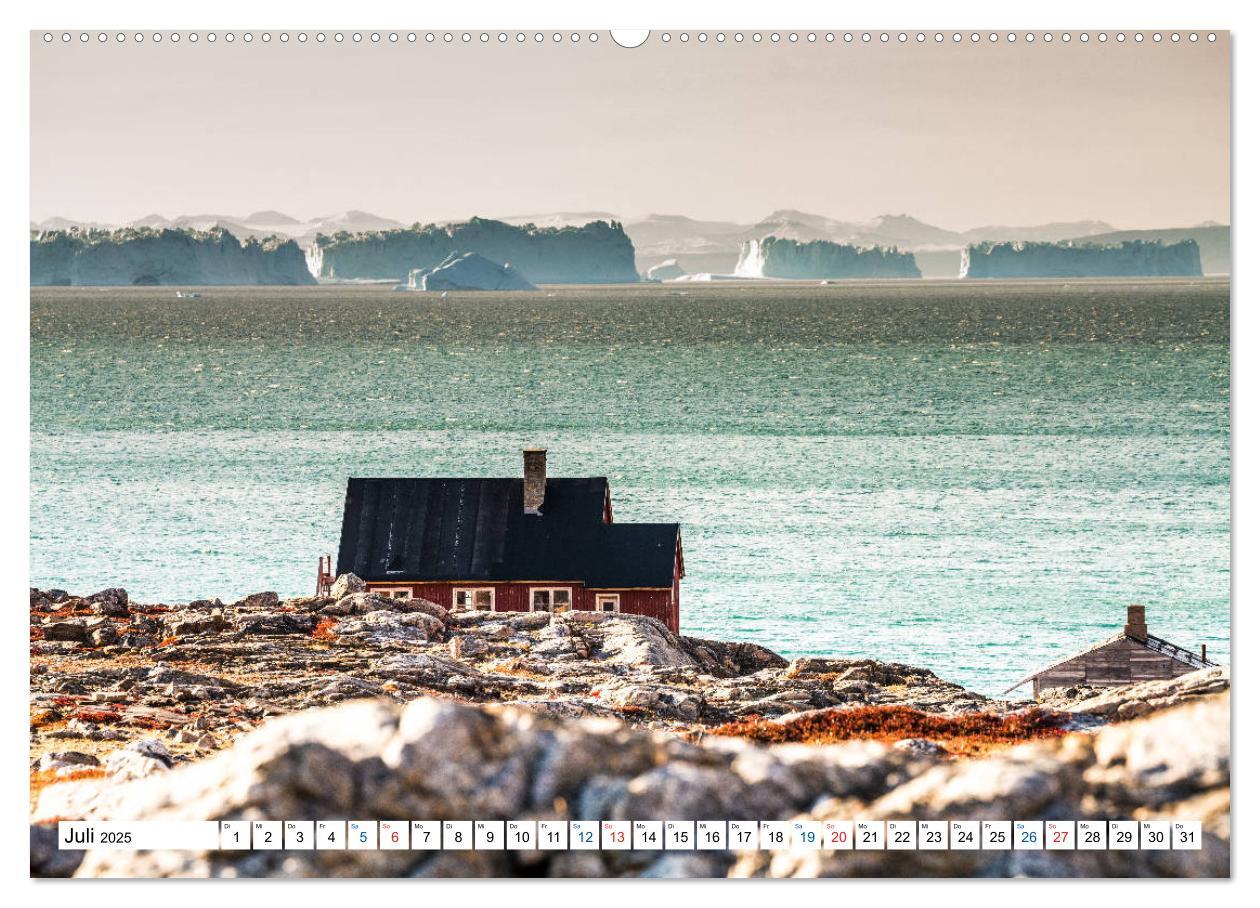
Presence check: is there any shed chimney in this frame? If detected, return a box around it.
[523,448,547,514]
[1124,604,1148,641]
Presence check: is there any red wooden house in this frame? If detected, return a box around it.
[319,449,685,632]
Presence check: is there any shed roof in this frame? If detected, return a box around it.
[336,476,680,587]
[1002,630,1216,695]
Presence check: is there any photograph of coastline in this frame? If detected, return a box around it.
[29,28,1229,878]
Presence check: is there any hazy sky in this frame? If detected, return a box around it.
[30,32,1230,229]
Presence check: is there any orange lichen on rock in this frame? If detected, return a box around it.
[30,709,64,731]
[132,716,175,730]
[485,660,550,681]
[708,705,1070,758]
[311,617,339,642]
[30,766,106,799]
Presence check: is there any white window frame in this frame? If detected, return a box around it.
[453,587,496,611]
[373,586,413,601]
[529,587,572,612]
[594,593,621,614]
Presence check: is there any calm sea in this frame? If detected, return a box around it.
[30,280,1231,694]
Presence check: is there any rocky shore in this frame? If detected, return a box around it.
[29,583,1230,878]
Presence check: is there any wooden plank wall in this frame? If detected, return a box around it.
[1033,637,1200,696]
[366,581,677,632]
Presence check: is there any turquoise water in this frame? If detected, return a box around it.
[30,280,1230,694]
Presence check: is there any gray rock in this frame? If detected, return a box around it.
[233,591,280,609]
[94,599,131,618]
[329,573,367,600]
[104,738,173,781]
[168,612,230,636]
[186,598,225,611]
[509,612,552,631]
[333,611,443,645]
[87,587,129,611]
[89,622,120,647]
[449,635,488,660]
[43,620,87,642]
[1066,667,1229,721]
[733,693,1230,878]
[39,751,101,772]
[892,738,948,757]
[31,692,1228,878]
[30,824,84,877]
[237,613,316,636]
[323,591,393,616]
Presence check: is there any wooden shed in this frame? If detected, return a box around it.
[319,449,685,632]
[1004,605,1216,697]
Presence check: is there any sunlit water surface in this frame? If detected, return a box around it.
[30,280,1230,694]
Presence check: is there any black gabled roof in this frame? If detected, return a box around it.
[336,477,680,588]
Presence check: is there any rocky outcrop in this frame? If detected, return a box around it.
[1037,667,1230,722]
[33,586,1228,758]
[30,227,316,286]
[309,217,639,284]
[735,236,921,280]
[28,585,1017,789]
[29,586,1230,877]
[733,693,1229,878]
[32,691,1228,878]
[404,252,536,291]
[961,239,1202,279]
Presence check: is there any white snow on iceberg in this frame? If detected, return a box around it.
[403,252,537,291]
[646,258,686,281]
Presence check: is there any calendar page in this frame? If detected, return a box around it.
[26,13,1231,883]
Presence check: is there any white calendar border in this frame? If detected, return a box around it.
[5,0,1250,905]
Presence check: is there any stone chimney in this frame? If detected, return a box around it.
[523,448,547,514]
[1125,604,1148,641]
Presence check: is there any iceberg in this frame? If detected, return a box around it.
[403,253,537,292]
[667,272,752,282]
[646,259,686,281]
[30,227,315,286]
[309,216,638,284]
[734,236,921,279]
[960,239,1203,278]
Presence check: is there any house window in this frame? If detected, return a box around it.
[374,587,413,601]
[530,587,572,612]
[453,588,495,610]
[595,594,620,614]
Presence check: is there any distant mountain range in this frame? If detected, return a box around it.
[31,210,1231,276]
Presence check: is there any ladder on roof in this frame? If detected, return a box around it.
[1141,632,1215,669]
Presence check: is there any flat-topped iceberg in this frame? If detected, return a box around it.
[735,236,921,279]
[961,239,1202,278]
[403,253,537,292]
[31,227,315,286]
[309,216,638,284]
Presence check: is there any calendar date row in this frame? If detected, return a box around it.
[60,819,1203,852]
